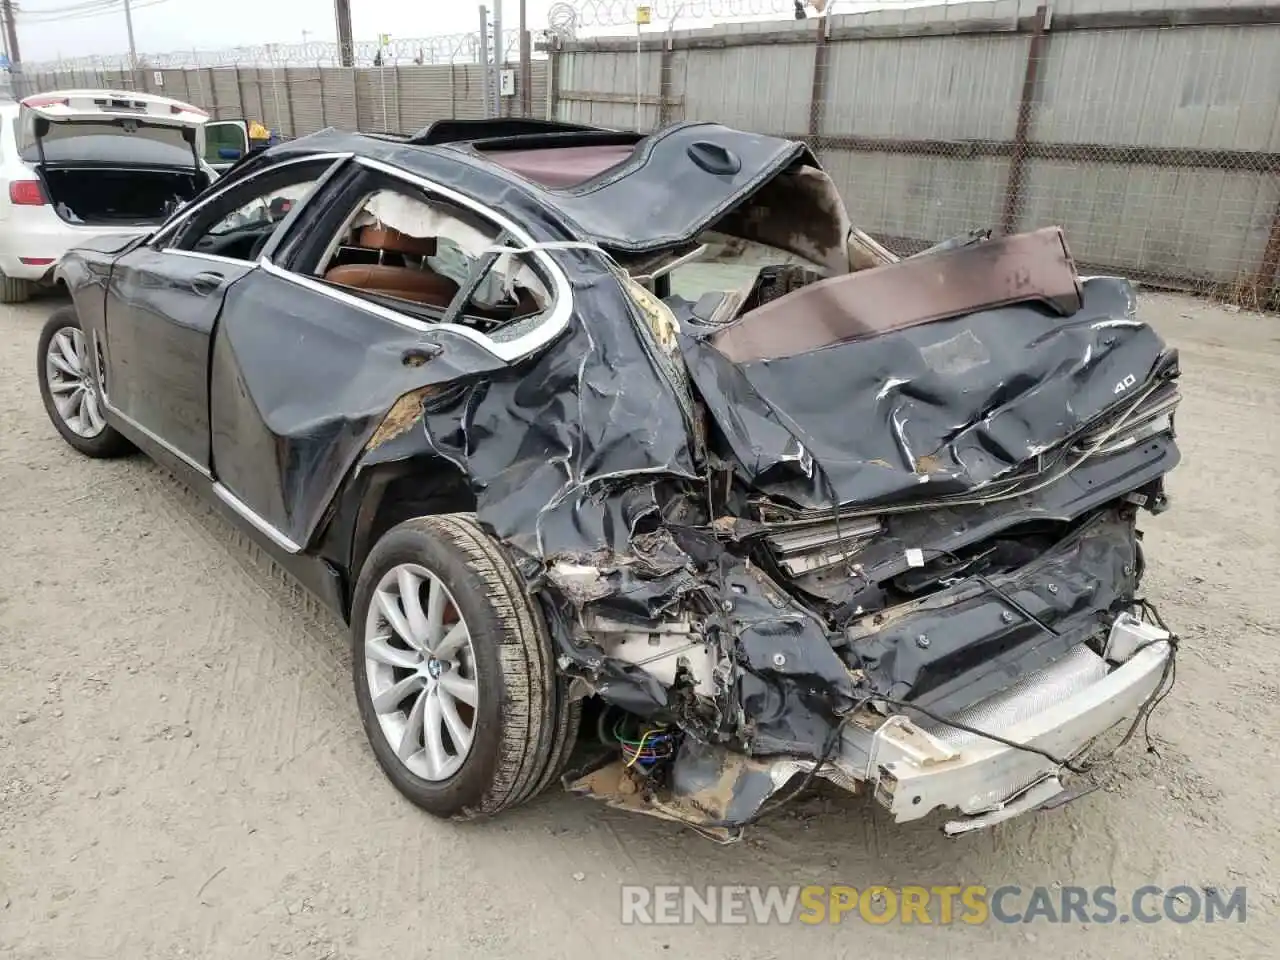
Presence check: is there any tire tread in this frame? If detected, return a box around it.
[353,513,578,819]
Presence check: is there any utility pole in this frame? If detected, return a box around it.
[478,5,491,119]
[518,0,530,117]
[334,0,354,68]
[492,0,502,118]
[1,0,20,67]
[122,0,138,68]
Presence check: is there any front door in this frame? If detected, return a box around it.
[103,247,252,469]
[101,155,341,472]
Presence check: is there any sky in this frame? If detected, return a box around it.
[13,0,881,65]
[15,0,561,63]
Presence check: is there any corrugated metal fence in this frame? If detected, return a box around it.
[13,0,1280,304]
[13,61,550,137]
[548,0,1280,305]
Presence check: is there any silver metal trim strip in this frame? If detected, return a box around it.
[159,249,259,268]
[213,483,302,554]
[259,259,433,334]
[100,395,210,479]
[256,154,575,364]
[102,396,302,554]
[148,152,354,248]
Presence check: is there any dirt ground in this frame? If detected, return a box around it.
[0,291,1276,959]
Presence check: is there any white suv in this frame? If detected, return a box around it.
[0,89,228,302]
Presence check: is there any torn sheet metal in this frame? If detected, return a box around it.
[708,226,1084,363]
[255,130,1179,827]
[678,275,1168,513]
[60,118,1185,833]
[844,508,1141,704]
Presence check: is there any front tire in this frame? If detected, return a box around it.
[36,307,133,458]
[351,514,579,819]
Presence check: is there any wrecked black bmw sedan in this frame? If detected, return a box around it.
[37,119,1180,839]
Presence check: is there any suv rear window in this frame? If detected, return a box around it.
[18,128,195,166]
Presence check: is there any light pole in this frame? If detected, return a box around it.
[334,0,353,68]
[492,0,502,118]
[123,0,138,68]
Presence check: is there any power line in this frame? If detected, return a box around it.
[18,0,171,23]
[20,0,125,14]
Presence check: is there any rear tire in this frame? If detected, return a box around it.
[351,514,579,819]
[0,272,32,304]
[37,307,133,458]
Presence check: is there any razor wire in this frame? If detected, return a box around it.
[23,30,526,73]
[545,0,961,34]
[553,0,805,29]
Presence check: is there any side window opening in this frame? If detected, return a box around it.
[165,160,331,262]
[311,185,551,335]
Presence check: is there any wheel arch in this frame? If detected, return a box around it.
[317,449,478,615]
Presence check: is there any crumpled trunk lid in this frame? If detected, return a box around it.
[679,243,1171,513]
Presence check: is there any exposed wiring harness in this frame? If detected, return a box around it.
[597,709,678,772]
[618,725,678,770]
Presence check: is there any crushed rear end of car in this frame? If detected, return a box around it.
[365,122,1183,839]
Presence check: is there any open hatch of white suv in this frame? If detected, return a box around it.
[0,89,220,302]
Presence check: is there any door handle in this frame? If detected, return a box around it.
[190,271,225,296]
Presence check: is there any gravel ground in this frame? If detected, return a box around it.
[1,291,1276,959]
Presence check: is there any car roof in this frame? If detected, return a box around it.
[255,120,816,256]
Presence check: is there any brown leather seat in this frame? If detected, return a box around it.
[324,223,456,307]
[354,224,437,258]
[325,263,459,307]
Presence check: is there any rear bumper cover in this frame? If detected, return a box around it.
[837,623,1171,833]
[0,221,150,280]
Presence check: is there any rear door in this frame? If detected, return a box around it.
[101,155,342,471]
[204,159,560,550]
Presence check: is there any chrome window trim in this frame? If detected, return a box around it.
[310,194,372,277]
[259,154,355,263]
[149,151,354,250]
[258,154,576,365]
[161,249,259,269]
[104,149,578,556]
[101,394,302,553]
[259,258,431,334]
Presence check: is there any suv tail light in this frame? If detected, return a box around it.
[9,180,48,206]
[21,95,69,109]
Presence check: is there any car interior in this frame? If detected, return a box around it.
[175,168,551,336]
[188,184,316,262]
[310,189,550,333]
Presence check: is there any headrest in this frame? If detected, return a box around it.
[355,224,437,258]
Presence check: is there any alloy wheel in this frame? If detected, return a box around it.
[44,326,106,439]
[364,563,479,781]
